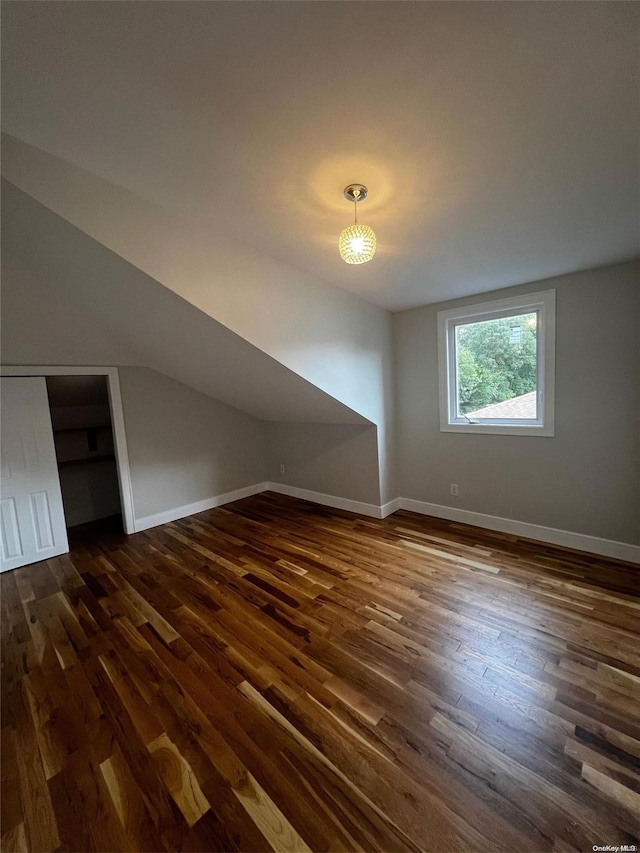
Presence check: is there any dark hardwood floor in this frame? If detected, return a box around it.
[2,492,639,852]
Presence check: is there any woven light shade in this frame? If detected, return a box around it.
[338,223,377,265]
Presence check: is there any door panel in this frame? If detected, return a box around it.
[0,497,23,561]
[0,377,68,571]
[30,490,55,550]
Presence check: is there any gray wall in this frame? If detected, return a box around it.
[394,261,640,544]
[1,249,271,525]
[4,202,639,544]
[0,237,384,517]
[114,367,268,521]
[1,246,142,367]
[267,423,381,505]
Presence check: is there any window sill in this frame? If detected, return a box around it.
[440,423,554,437]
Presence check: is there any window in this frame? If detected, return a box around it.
[437,290,555,436]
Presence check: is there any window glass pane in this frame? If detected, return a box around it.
[455,312,538,419]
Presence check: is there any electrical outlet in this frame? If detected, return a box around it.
[450,483,458,496]
[279,464,285,474]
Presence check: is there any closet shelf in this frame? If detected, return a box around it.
[58,454,116,468]
[53,426,112,434]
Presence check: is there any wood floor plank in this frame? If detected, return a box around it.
[2,493,639,852]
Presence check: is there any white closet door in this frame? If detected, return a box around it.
[1,377,68,572]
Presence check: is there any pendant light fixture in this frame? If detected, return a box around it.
[339,184,376,264]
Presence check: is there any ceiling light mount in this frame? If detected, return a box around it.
[339,183,376,265]
[343,183,369,203]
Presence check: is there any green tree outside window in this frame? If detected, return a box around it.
[456,312,537,415]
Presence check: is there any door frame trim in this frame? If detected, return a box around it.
[1,366,136,534]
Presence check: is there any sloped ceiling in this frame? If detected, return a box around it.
[2,1,638,311]
[2,136,390,427]
[1,181,369,425]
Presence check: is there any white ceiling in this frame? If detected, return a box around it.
[2,1,638,311]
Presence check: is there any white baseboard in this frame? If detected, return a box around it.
[267,482,384,518]
[397,497,640,564]
[266,487,639,562]
[133,480,639,564]
[134,482,269,532]
[380,497,403,518]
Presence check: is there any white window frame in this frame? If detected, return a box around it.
[437,290,555,436]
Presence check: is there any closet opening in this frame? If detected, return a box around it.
[45,375,124,539]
